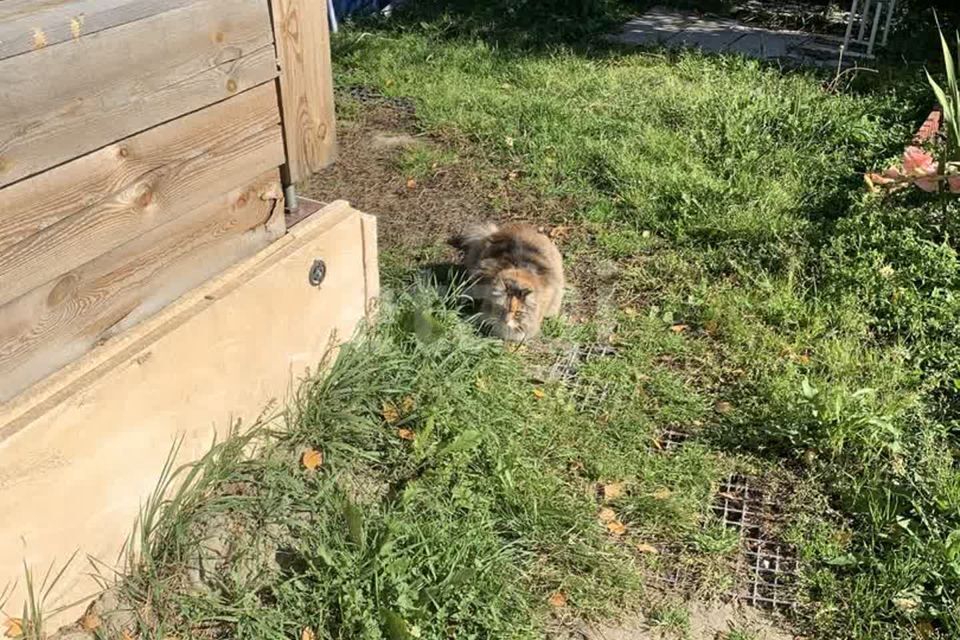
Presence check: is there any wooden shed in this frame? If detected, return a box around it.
[0,0,377,622]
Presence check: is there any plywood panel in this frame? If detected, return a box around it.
[0,171,285,404]
[0,84,285,307]
[0,0,277,187]
[0,0,197,61]
[270,0,338,182]
[0,202,376,629]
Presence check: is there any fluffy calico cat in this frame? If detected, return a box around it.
[449,222,564,342]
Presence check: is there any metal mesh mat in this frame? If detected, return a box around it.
[547,343,617,410]
[341,84,416,116]
[653,428,689,452]
[713,473,799,610]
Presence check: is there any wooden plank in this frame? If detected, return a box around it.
[0,84,285,307]
[0,0,277,188]
[0,170,285,403]
[0,202,376,629]
[0,0,197,61]
[270,0,338,182]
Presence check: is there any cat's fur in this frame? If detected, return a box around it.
[449,222,564,342]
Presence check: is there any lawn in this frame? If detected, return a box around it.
[39,2,960,640]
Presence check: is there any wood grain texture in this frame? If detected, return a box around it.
[0,84,285,307]
[0,0,196,61]
[270,0,338,182]
[0,170,284,403]
[0,0,277,187]
[0,202,373,627]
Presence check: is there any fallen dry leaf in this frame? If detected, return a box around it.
[601,482,625,501]
[301,627,316,640]
[400,395,416,414]
[916,620,936,638]
[301,448,324,471]
[714,400,734,415]
[606,520,627,536]
[382,401,401,424]
[3,619,21,638]
[121,630,137,640]
[397,428,415,441]
[651,487,673,500]
[670,324,689,333]
[636,543,659,554]
[597,507,617,523]
[548,226,570,241]
[548,591,568,608]
[81,612,101,632]
[532,388,546,399]
[406,178,417,189]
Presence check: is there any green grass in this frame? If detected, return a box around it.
[326,3,960,637]
[22,3,960,640]
[106,282,726,640]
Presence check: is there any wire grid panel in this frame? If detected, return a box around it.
[652,428,689,452]
[713,473,799,610]
[548,343,618,411]
[343,84,416,116]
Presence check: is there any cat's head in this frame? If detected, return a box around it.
[481,268,542,342]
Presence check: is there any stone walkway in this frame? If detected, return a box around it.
[611,6,846,67]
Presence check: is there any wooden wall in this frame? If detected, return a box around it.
[0,0,337,404]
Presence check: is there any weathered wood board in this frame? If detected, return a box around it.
[0,0,277,187]
[0,201,379,626]
[0,170,285,403]
[270,0,338,182]
[0,0,197,61]
[0,83,284,308]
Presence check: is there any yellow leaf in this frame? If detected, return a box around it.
[301,448,324,471]
[601,482,625,501]
[597,507,617,523]
[397,428,415,441]
[301,627,316,640]
[475,377,488,391]
[670,324,689,333]
[636,543,659,554]
[382,401,401,424]
[547,592,567,608]
[532,388,545,399]
[3,619,22,638]
[714,400,733,415]
[652,487,673,500]
[400,395,416,414]
[81,612,101,631]
[606,520,627,536]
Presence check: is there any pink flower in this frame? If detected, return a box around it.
[949,175,960,194]
[902,147,939,192]
[902,146,937,177]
